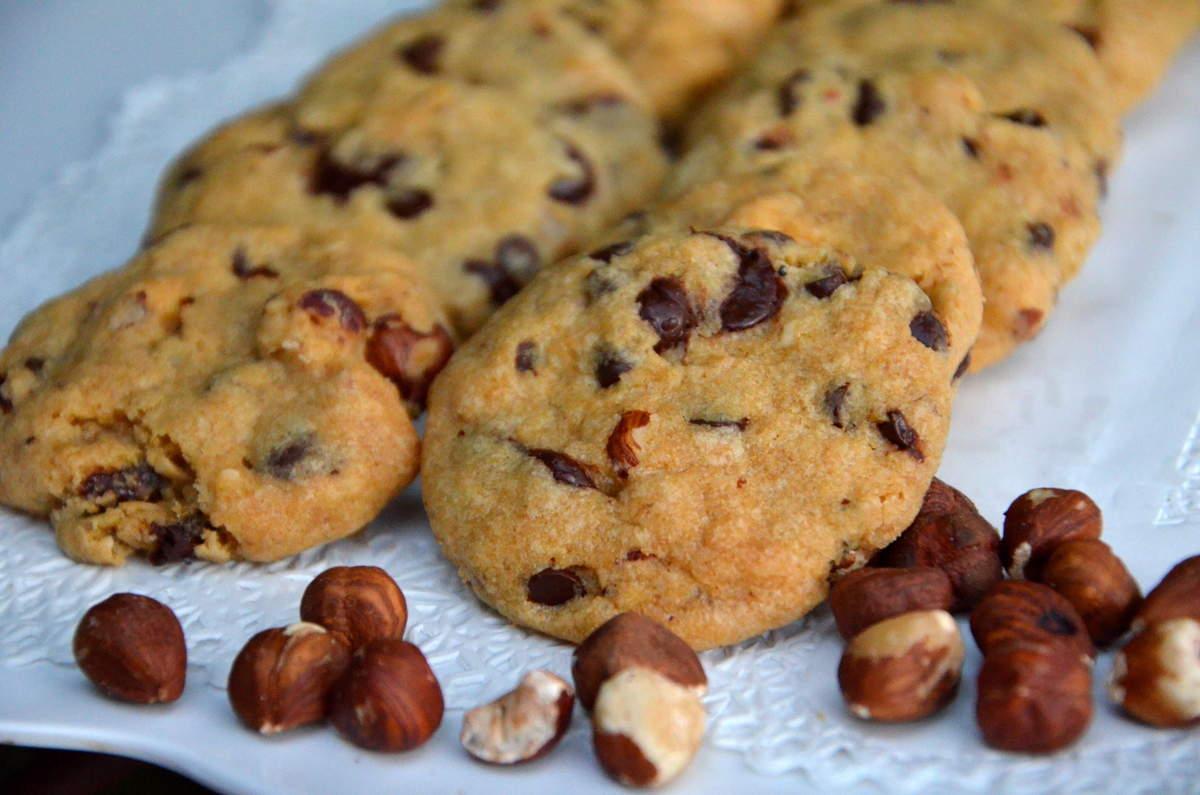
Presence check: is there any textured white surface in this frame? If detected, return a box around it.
[1,2,1199,792]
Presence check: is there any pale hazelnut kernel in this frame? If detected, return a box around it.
[461,670,575,765]
[1109,618,1200,728]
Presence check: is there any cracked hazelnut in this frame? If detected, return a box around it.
[829,566,955,640]
[330,639,444,751]
[572,613,706,713]
[73,593,186,704]
[970,581,1095,662]
[837,609,964,722]
[300,565,408,651]
[873,478,1002,611]
[1041,539,1141,646]
[1001,488,1101,579]
[592,667,705,788]
[976,641,1093,753]
[461,670,575,765]
[1108,618,1200,728]
[1133,554,1200,633]
[227,622,350,735]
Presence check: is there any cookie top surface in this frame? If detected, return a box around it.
[674,4,1114,370]
[445,0,786,119]
[151,4,667,336]
[0,225,448,565]
[421,226,955,649]
[614,162,982,376]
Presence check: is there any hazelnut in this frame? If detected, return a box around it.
[592,667,705,788]
[873,478,1002,611]
[461,670,575,765]
[73,593,186,704]
[1132,554,1200,633]
[300,565,408,651]
[1001,488,1101,579]
[329,639,443,751]
[976,641,1093,753]
[1041,539,1141,646]
[572,613,706,712]
[837,609,964,722]
[1108,618,1200,728]
[227,622,350,735]
[970,581,1095,662]
[829,567,954,640]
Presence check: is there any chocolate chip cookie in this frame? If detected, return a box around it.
[0,225,450,565]
[607,162,983,377]
[151,3,667,336]
[422,226,956,649]
[675,3,1118,370]
[446,0,786,120]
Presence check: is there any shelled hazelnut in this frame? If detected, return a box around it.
[300,565,408,651]
[1001,488,1101,580]
[1041,539,1141,646]
[330,639,444,752]
[829,566,955,640]
[73,593,186,705]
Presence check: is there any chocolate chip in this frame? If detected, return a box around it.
[852,79,886,125]
[718,242,787,332]
[805,264,850,299]
[528,449,597,489]
[997,109,1047,128]
[231,247,278,279]
[495,235,541,280]
[625,549,652,562]
[877,410,924,461]
[465,260,522,305]
[299,289,366,332]
[366,317,455,408]
[264,433,316,479]
[175,166,203,188]
[515,341,537,373]
[1027,221,1055,251]
[1014,308,1044,341]
[0,375,10,414]
[310,150,402,200]
[778,69,811,116]
[589,240,634,263]
[962,137,980,159]
[149,513,208,565]
[954,351,972,380]
[607,410,650,478]
[910,311,949,352]
[386,187,434,219]
[584,269,617,303]
[527,567,587,605]
[595,349,632,388]
[1069,25,1100,50]
[637,277,696,355]
[825,384,851,429]
[689,417,749,431]
[79,463,164,504]
[548,142,595,205]
[24,357,44,373]
[398,34,443,74]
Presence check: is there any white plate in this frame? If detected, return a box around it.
[1,2,1198,793]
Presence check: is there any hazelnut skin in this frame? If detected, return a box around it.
[227,622,350,734]
[829,567,955,640]
[1001,488,1101,580]
[300,565,407,651]
[461,670,575,765]
[73,593,186,704]
[837,609,964,722]
[976,641,1093,753]
[329,639,443,751]
[1040,539,1141,646]
[970,581,1095,662]
[873,478,1002,611]
[1133,554,1200,633]
[572,613,706,713]
[1109,618,1200,728]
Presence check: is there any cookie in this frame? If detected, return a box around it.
[445,0,787,120]
[0,225,451,565]
[607,162,982,377]
[675,3,1117,370]
[792,0,1200,112]
[422,226,956,649]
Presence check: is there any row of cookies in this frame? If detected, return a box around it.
[416,0,1198,648]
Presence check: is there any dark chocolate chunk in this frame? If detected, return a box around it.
[910,311,949,352]
[804,264,850,299]
[718,245,787,332]
[515,341,537,373]
[637,277,696,355]
[527,567,588,605]
[263,433,316,480]
[149,513,209,565]
[528,449,598,489]
[398,34,444,74]
[310,150,402,200]
[299,289,367,332]
[826,384,851,429]
[689,417,749,431]
[595,350,633,388]
[997,109,1047,128]
[548,142,596,205]
[79,463,164,504]
[231,247,278,279]
[877,410,924,461]
[852,79,886,125]
[589,240,634,263]
[778,69,811,116]
[1027,221,1055,251]
[386,187,434,219]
